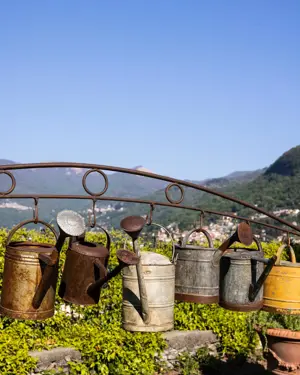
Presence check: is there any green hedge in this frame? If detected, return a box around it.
[0,227,292,374]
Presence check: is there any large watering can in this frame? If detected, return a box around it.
[219,236,277,312]
[58,224,139,305]
[263,243,300,315]
[0,210,85,320]
[120,215,176,332]
[174,227,219,304]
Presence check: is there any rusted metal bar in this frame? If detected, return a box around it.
[0,162,299,234]
[1,193,299,237]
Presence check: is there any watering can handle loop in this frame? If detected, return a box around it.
[84,224,111,253]
[93,259,108,277]
[275,244,296,265]
[227,235,262,252]
[6,219,58,246]
[182,227,213,249]
[149,222,176,263]
[251,236,263,252]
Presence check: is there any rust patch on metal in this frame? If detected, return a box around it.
[219,300,264,312]
[175,293,218,304]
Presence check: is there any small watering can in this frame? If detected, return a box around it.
[120,215,176,332]
[174,227,219,304]
[58,224,139,305]
[219,237,277,312]
[0,210,85,320]
[263,243,300,315]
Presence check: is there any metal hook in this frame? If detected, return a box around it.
[33,197,39,224]
[200,210,205,228]
[195,210,205,232]
[286,231,291,246]
[146,203,155,226]
[88,199,97,228]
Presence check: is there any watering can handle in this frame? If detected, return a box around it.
[149,222,176,263]
[93,259,108,277]
[91,224,111,253]
[252,236,262,252]
[275,244,296,265]
[6,219,58,246]
[227,236,263,252]
[181,227,213,249]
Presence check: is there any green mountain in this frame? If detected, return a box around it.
[100,146,300,231]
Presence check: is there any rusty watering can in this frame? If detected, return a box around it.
[175,227,219,304]
[58,224,139,305]
[121,216,176,332]
[219,236,277,312]
[263,243,300,315]
[0,210,85,320]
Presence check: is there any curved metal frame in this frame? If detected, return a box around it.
[0,162,299,237]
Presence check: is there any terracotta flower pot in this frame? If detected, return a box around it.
[255,326,300,374]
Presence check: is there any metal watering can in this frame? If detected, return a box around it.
[174,227,219,304]
[0,210,85,320]
[219,234,277,312]
[58,223,138,305]
[120,215,176,332]
[263,243,300,315]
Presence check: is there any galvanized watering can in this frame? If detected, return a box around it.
[263,244,300,315]
[59,224,138,305]
[0,210,86,320]
[219,237,277,312]
[174,227,219,304]
[120,215,176,332]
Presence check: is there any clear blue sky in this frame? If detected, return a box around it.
[1,0,299,180]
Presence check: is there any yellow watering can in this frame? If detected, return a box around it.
[263,243,300,315]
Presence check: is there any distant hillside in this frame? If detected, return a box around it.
[97,168,266,230]
[265,146,300,176]
[99,146,300,231]
[0,161,166,228]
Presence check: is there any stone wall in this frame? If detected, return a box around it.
[29,347,81,375]
[159,330,218,369]
[29,330,218,374]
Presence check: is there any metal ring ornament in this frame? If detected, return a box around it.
[0,170,16,195]
[82,169,109,197]
[165,183,184,204]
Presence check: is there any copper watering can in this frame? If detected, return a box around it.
[0,209,85,320]
[58,224,139,305]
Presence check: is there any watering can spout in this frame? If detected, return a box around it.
[120,215,151,324]
[212,221,253,266]
[87,250,139,297]
[32,210,86,309]
[248,255,277,302]
[120,216,146,241]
